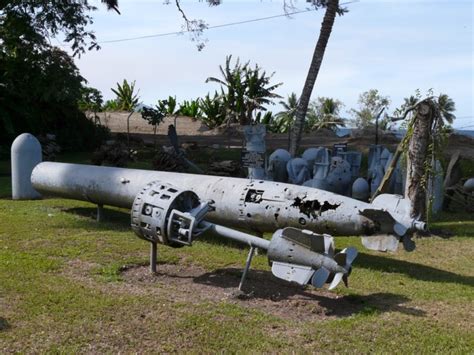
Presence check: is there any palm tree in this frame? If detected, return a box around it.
[289,0,345,156]
[111,79,140,148]
[275,92,299,134]
[306,97,345,132]
[403,94,456,222]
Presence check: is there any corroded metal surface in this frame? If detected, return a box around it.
[31,162,425,251]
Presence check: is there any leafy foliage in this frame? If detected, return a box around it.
[102,99,121,111]
[141,106,166,148]
[274,93,299,133]
[306,97,345,132]
[111,80,140,112]
[0,44,109,150]
[1,1,113,57]
[391,90,456,219]
[178,99,202,118]
[111,79,140,148]
[141,107,165,127]
[199,92,226,129]
[79,86,104,113]
[157,96,178,116]
[350,89,391,129]
[206,55,282,125]
[0,1,115,151]
[272,94,345,133]
[393,90,456,129]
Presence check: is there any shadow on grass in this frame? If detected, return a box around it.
[193,268,425,317]
[60,207,473,288]
[0,317,10,331]
[356,252,474,287]
[61,207,130,229]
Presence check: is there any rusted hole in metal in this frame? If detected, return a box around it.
[299,217,306,225]
[247,213,252,218]
[291,197,340,218]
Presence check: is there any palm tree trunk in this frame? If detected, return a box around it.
[289,0,339,156]
[405,101,433,221]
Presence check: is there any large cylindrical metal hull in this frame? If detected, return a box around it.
[31,162,384,236]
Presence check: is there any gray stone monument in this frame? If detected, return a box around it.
[243,124,266,180]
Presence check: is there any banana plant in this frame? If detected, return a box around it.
[178,99,202,118]
[206,55,282,125]
[199,92,226,129]
[111,79,140,148]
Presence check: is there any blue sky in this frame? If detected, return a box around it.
[73,0,473,129]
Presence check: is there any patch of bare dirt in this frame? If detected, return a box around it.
[118,263,423,321]
[62,259,425,322]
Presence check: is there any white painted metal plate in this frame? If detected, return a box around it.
[271,262,313,285]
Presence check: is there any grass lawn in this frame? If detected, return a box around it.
[0,153,473,352]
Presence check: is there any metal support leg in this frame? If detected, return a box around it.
[97,204,104,222]
[150,242,157,273]
[239,246,256,291]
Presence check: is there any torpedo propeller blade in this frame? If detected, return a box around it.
[311,267,330,288]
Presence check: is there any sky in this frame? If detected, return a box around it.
[72,0,473,129]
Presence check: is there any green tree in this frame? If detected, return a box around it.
[350,89,391,129]
[0,1,118,152]
[0,43,108,151]
[78,86,104,124]
[111,79,140,148]
[157,96,178,116]
[156,96,180,126]
[206,55,282,125]
[306,97,345,132]
[141,106,165,149]
[289,0,347,156]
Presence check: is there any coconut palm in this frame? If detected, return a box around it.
[289,0,347,156]
[398,93,456,222]
[274,92,299,133]
[306,97,345,132]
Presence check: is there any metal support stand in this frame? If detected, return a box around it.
[239,246,256,291]
[97,204,104,222]
[150,242,157,273]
